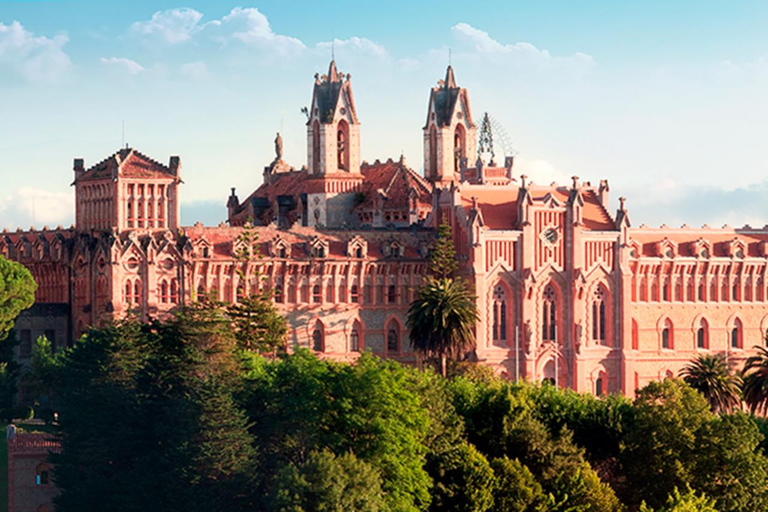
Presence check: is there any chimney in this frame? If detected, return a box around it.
[169,156,181,176]
[73,158,84,180]
[599,179,610,209]
[227,188,239,219]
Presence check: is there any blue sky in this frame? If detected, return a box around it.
[2,1,768,229]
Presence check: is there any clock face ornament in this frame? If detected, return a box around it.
[541,228,559,245]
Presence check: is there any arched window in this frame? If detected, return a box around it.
[697,318,709,349]
[36,463,50,486]
[159,280,169,303]
[312,120,321,173]
[124,279,132,304]
[661,319,673,349]
[542,285,557,341]
[388,284,397,304]
[731,318,743,349]
[492,285,507,344]
[698,282,704,301]
[312,322,324,352]
[631,319,639,350]
[662,280,670,301]
[134,281,141,305]
[350,284,359,303]
[312,284,321,303]
[639,276,647,302]
[170,279,179,303]
[595,372,606,396]
[429,125,437,178]
[733,282,739,301]
[592,287,606,344]
[350,321,362,352]
[337,119,350,171]
[453,123,466,174]
[387,321,400,353]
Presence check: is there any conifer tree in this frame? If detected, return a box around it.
[429,223,459,279]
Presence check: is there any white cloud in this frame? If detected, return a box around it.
[514,157,570,187]
[0,188,73,229]
[451,22,594,70]
[100,57,144,75]
[211,7,305,55]
[0,21,70,82]
[130,8,204,44]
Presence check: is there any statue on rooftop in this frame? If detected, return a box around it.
[274,132,283,161]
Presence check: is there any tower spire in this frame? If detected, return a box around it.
[444,64,456,89]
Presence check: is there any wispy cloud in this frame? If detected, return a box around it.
[130,8,204,44]
[0,187,73,229]
[0,21,70,82]
[100,57,144,75]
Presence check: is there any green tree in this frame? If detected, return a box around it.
[429,223,458,279]
[407,278,478,377]
[489,457,549,512]
[0,330,22,420]
[639,486,718,512]
[272,450,386,512]
[680,353,742,413]
[427,442,495,512]
[549,463,624,512]
[0,255,36,340]
[621,379,712,509]
[742,345,768,415]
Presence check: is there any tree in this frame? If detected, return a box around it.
[639,487,717,512]
[680,353,742,413]
[489,457,549,512]
[742,346,768,415]
[407,277,478,377]
[621,379,713,509]
[272,450,386,511]
[429,223,458,279]
[0,255,36,340]
[426,442,496,512]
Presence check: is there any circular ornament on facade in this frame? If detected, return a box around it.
[700,248,709,258]
[340,107,347,115]
[665,249,673,258]
[630,248,638,258]
[456,112,463,119]
[124,257,139,271]
[541,228,559,245]
[160,259,174,271]
[736,248,744,259]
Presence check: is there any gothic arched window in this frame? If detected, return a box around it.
[661,319,673,349]
[731,318,743,349]
[492,285,507,344]
[387,321,400,353]
[429,125,437,178]
[592,287,607,344]
[312,322,324,352]
[312,120,321,174]
[542,285,557,342]
[350,321,362,352]
[350,284,359,303]
[312,284,321,303]
[453,123,466,174]
[697,318,709,349]
[337,119,350,171]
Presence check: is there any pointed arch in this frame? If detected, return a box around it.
[453,123,466,173]
[428,124,437,178]
[311,319,325,352]
[541,283,560,342]
[312,120,321,174]
[659,317,674,350]
[693,316,709,350]
[337,119,350,171]
[348,318,364,353]
[385,316,403,355]
[490,280,511,346]
[590,283,609,346]
[730,317,743,349]
[631,318,639,350]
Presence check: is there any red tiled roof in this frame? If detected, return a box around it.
[78,148,177,181]
[358,159,432,210]
[461,188,518,230]
[630,228,768,258]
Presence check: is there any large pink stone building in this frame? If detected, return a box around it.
[5,61,767,397]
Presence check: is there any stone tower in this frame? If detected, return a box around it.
[423,66,478,186]
[306,60,361,176]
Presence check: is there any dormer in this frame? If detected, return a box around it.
[384,239,404,258]
[691,238,712,259]
[726,238,747,259]
[192,238,212,259]
[308,236,329,259]
[627,239,641,259]
[347,236,367,259]
[306,61,361,176]
[656,238,677,259]
[271,235,291,258]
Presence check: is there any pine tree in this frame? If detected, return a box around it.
[429,223,458,279]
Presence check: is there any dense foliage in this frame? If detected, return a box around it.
[32,310,768,511]
[0,255,36,340]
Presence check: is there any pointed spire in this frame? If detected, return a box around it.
[444,65,457,89]
[328,60,340,82]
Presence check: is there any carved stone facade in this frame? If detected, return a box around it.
[5,61,768,397]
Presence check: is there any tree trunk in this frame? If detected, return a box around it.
[441,354,447,378]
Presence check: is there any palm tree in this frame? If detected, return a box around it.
[743,346,768,415]
[679,353,742,413]
[406,277,479,377]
